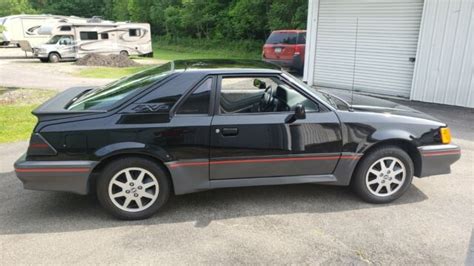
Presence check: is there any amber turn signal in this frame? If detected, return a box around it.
[440,127,452,144]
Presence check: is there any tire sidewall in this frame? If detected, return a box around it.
[49,53,60,63]
[97,157,170,220]
[353,146,414,203]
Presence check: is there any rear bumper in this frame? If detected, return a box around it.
[418,144,461,177]
[263,55,303,70]
[14,153,97,195]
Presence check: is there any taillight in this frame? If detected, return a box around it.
[27,133,57,156]
[440,127,452,144]
[294,46,302,56]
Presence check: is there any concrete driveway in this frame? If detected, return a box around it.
[0,100,472,264]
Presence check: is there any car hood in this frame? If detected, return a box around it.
[34,44,56,49]
[321,89,441,122]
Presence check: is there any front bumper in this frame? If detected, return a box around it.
[418,144,461,177]
[14,153,97,195]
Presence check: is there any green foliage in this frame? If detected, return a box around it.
[2,0,308,42]
[154,36,262,60]
[268,0,307,30]
[0,0,36,16]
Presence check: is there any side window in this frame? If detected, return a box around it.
[59,36,73,45]
[101,33,109,39]
[177,78,212,115]
[60,26,71,31]
[219,76,318,114]
[298,32,306,44]
[80,31,98,40]
[129,29,140,37]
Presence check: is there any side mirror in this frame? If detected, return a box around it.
[285,104,306,123]
[294,104,306,120]
[253,79,267,89]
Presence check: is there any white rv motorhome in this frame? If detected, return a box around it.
[0,14,88,47]
[34,20,153,62]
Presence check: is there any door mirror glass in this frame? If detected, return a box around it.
[285,104,306,123]
[253,79,266,89]
[294,104,306,120]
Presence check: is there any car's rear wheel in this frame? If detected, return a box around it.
[352,146,414,203]
[97,157,171,220]
[48,53,60,63]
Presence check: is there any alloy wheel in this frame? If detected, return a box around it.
[365,156,406,197]
[108,167,159,212]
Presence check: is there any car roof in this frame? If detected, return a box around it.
[272,30,306,33]
[169,59,282,74]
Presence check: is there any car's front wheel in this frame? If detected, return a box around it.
[97,157,171,220]
[48,53,60,63]
[352,146,414,203]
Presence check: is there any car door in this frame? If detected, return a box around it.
[210,74,343,180]
[57,35,76,58]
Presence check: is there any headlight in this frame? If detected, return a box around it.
[440,127,451,144]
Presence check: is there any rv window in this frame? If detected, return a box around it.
[60,26,71,31]
[129,29,140,37]
[101,33,109,39]
[80,31,98,40]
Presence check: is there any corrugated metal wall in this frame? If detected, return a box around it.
[411,0,474,108]
[312,0,424,98]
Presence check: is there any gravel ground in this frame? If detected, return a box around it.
[0,48,164,91]
[0,100,472,264]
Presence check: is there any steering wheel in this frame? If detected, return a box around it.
[259,85,274,112]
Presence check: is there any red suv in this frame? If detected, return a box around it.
[262,30,306,73]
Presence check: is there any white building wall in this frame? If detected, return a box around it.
[411,0,474,108]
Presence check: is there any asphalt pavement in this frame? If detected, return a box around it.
[0,99,472,264]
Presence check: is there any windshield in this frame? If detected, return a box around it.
[67,63,173,111]
[282,72,348,110]
[46,35,63,44]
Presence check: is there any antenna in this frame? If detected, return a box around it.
[350,17,359,105]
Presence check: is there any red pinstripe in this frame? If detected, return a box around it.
[15,168,90,173]
[422,150,461,157]
[169,154,361,168]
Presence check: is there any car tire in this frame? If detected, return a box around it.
[119,50,129,57]
[351,146,414,204]
[48,53,60,63]
[96,157,171,220]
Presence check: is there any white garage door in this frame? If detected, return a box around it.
[313,0,424,97]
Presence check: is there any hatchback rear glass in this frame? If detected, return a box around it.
[67,63,173,111]
[265,32,298,45]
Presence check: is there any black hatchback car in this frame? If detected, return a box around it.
[15,59,461,220]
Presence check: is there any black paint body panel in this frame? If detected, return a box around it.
[14,60,461,195]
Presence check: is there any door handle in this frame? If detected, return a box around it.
[219,127,239,136]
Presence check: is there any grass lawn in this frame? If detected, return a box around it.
[152,38,261,60]
[0,88,57,144]
[76,66,150,79]
[75,37,262,79]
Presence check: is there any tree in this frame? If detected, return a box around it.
[0,0,36,16]
[163,5,181,38]
[228,0,269,40]
[267,0,307,31]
